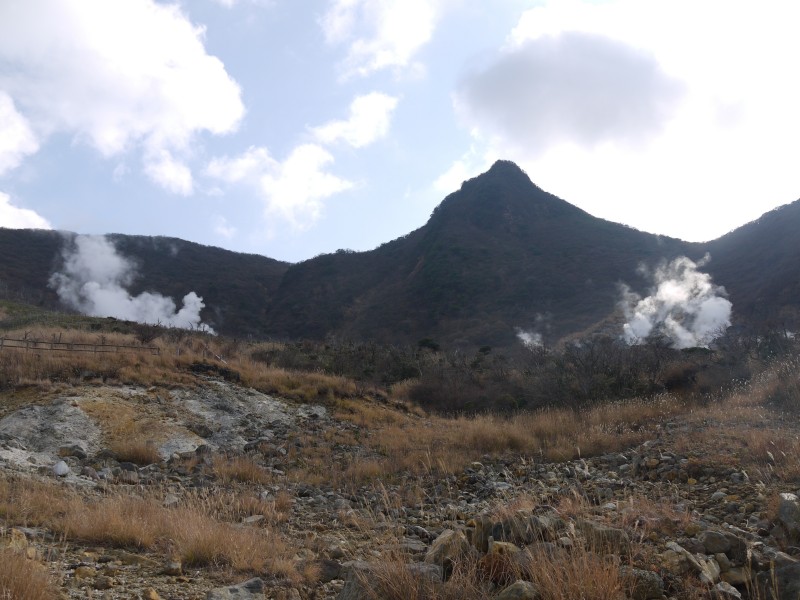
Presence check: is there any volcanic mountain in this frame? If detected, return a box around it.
[1,160,798,347]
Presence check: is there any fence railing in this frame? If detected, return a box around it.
[0,336,159,356]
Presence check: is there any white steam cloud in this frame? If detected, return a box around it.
[516,328,543,349]
[50,235,214,333]
[620,255,731,349]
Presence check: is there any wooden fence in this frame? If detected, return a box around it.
[0,336,159,356]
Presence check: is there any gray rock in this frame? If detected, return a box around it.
[621,566,664,600]
[576,520,631,556]
[52,460,70,477]
[699,530,731,554]
[777,493,800,542]
[425,529,476,576]
[59,443,87,460]
[206,577,264,599]
[495,580,540,600]
[715,581,742,599]
[756,563,800,600]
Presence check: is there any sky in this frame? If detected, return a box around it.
[1,0,799,263]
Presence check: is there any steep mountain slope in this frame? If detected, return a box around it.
[0,229,289,337]
[705,199,800,327]
[264,161,698,346]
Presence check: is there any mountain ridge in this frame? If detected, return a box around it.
[1,160,798,346]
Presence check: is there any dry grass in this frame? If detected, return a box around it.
[0,327,360,403]
[521,545,628,600]
[110,439,162,465]
[0,548,60,600]
[326,394,685,487]
[214,455,273,485]
[0,473,303,581]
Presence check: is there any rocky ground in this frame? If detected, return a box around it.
[2,376,800,599]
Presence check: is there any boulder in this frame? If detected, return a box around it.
[206,578,264,599]
[756,563,800,600]
[620,566,664,600]
[576,520,631,556]
[494,580,540,600]
[425,529,476,578]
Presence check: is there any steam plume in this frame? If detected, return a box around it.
[516,328,543,348]
[515,313,551,348]
[50,235,215,333]
[620,255,730,348]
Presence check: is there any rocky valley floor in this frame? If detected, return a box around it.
[2,374,800,600]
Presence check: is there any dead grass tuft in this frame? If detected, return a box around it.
[110,439,162,465]
[0,548,60,600]
[214,455,273,485]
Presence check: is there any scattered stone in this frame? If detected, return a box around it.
[161,559,182,576]
[74,565,96,580]
[621,566,664,600]
[206,577,264,600]
[52,460,70,477]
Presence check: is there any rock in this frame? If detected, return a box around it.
[116,470,139,484]
[59,443,87,459]
[313,558,343,583]
[621,566,664,600]
[660,549,691,575]
[74,565,96,580]
[714,581,742,599]
[93,576,113,590]
[756,563,800,600]
[161,559,182,576]
[467,514,495,553]
[776,493,800,543]
[576,520,631,556]
[720,567,753,586]
[698,556,722,585]
[495,580,540,600]
[81,466,99,479]
[53,460,70,477]
[699,530,731,554]
[425,529,476,577]
[206,577,264,599]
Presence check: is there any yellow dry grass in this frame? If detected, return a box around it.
[0,473,302,581]
[0,548,60,600]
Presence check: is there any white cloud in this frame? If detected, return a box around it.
[207,144,353,229]
[206,146,273,183]
[260,144,353,227]
[450,0,800,242]
[213,215,237,239]
[0,0,243,192]
[312,92,398,148]
[433,145,492,193]
[0,191,52,229]
[320,0,445,77]
[0,92,39,175]
[457,32,683,155]
[143,150,194,195]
